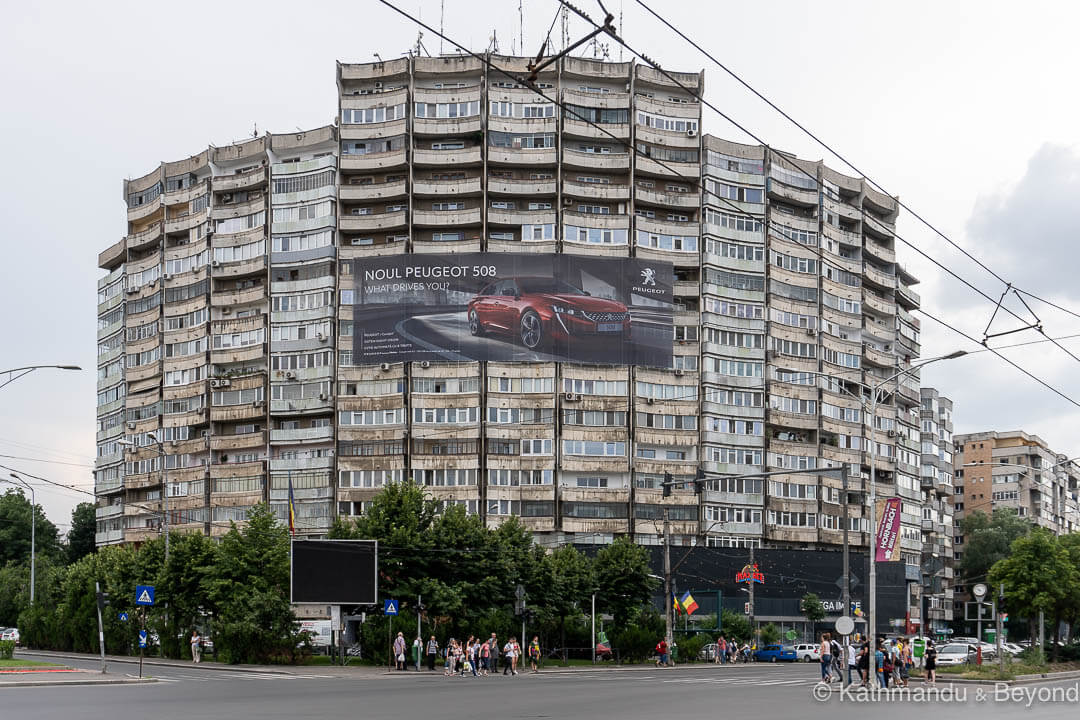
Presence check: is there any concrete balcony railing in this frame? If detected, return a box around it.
[127,197,162,223]
[211,285,266,307]
[213,254,267,278]
[563,180,630,201]
[340,119,409,143]
[562,118,630,140]
[863,264,896,289]
[896,283,921,309]
[210,342,267,366]
[862,343,894,367]
[863,212,895,239]
[635,186,698,209]
[210,402,266,423]
[164,208,209,235]
[211,196,266,221]
[563,148,631,170]
[635,155,698,178]
[340,149,408,171]
[412,176,482,196]
[412,147,482,166]
[635,125,700,150]
[163,181,209,207]
[213,167,267,192]
[862,292,896,316]
[863,238,896,264]
[98,238,126,270]
[339,179,408,202]
[270,425,334,444]
[487,178,556,195]
[412,207,481,226]
[487,147,558,166]
[562,210,629,230]
[339,210,407,232]
[209,430,267,452]
[413,116,482,136]
[127,222,164,252]
[767,178,818,207]
[487,208,555,227]
[562,88,631,107]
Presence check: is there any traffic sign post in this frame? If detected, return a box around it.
[118,612,129,622]
[135,585,155,606]
[972,583,987,665]
[383,599,398,616]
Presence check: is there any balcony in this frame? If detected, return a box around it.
[213,254,267,278]
[767,178,818,207]
[210,402,266,423]
[863,238,896,264]
[563,180,630,201]
[413,116,482,136]
[412,207,481,226]
[863,212,895,239]
[562,149,630,171]
[98,238,126,270]
[211,195,267,222]
[487,177,556,195]
[487,147,558,166]
[210,430,267,452]
[487,208,555,227]
[270,425,334,444]
[126,222,163,252]
[862,292,895,316]
[163,181,208,207]
[211,342,267,366]
[635,155,698,178]
[862,343,894,367]
[412,147,482,166]
[340,149,407,171]
[211,285,266,307]
[164,208,209,235]
[896,283,921,309]
[412,176,482,196]
[562,117,630,140]
[339,210,407,232]
[213,167,267,192]
[127,196,162,223]
[635,186,698,209]
[339,179,407,202]
[863,264,896,290]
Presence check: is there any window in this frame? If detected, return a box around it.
[562,441,626,457]
[272,201,332,224]
[703,269,765,292]
[636,381,696,401]
[341,104,406,124]
[564,226,628,245]
[212,387,264,406]
[705,239,764,261]
[563,378,626,396]
[770,221,818,247]
[488,131,555,149]
[703,298,764,319]
[412,407,479,424]
[563,105,628,124]
[704,417,763,436]
[705,388,763,407]
[411,377,479,393]
[636,231,698,252]
[215,211,265,234]
[272,169,336,195]
[705,179,763,204]
[772,251,818,274]
[703,208,762,234]
[766,510,817,527]
[563,410,627,427]
[414,101,480,118]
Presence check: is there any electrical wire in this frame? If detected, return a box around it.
[0,454,96,469]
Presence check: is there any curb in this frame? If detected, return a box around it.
[1,676,158,689]
[17,651,296,676]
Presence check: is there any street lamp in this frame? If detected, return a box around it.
[864,350,966,643]
[4,473,35,604]
[0,365,81,391]
[119,432,168,563]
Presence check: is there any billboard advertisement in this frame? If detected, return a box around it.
[291,539,378,605]
[874,498,902,562]
[349,253,674,366]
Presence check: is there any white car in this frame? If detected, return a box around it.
[1,628,20,644]
[793,643,821,662]
[935,643,976,666]
[1002,642,1024,656]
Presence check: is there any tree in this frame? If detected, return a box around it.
[801,593,826,640]
[545,544,596,656]
[0,488,61,567]
[989,528,1078,662]
[958,509,1031,582]
[67,502,97,564]
[593,536,657,630]
[759,623,780,646]
[720,609,751,643]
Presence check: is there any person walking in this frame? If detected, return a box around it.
[875,641,888,688]
[818,632,833,683]
[190,630,201,664]
[715,636,725,665]
[925,640,938,685]
[528,636,540,673]
[393,631,407,671]
[426,635,439,671]
[846,641,857,686]
[488,633,500,677]
[655,638,669,667]
[480,636,491,676]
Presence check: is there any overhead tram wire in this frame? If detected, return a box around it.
[558,1,1080,384]
[628,0,1080,357]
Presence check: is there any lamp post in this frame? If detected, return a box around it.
[119,432,168,563]
[0,365,81,391]
[5,473,35,604]
[864,351,966,643]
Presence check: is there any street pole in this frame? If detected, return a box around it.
[417,594,422,670]
[663,508,672,654]
[867,386,878,646]
[748,541,755,646]
[95,581,107,674]
[1039,610,1045,656]
[997,584,1004,674]
[591,593,596,664]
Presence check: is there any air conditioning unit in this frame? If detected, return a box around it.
[562,197,573,205]
[380,363,392,372]
[674,368,685,377]
[209,378,221,388]
[222,193,234,204]
[253,400,265,408]
[162,273,172,281]
[686,128,697,137]
[563,392,578,402]
[211,260,220,268]
[419,361,430,369]
[316,333,327,342]
[806,328,817,337]
[318,393,329,401]
[222,307,232,314]
[374,81,383,89]
[285,371,296,380]
[126,287,139,295]
[126,421,136,430]
[887,430,897,438]
[217,378,231,388]
[201,430,211,438]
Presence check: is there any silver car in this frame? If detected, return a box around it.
[935,643,976,666]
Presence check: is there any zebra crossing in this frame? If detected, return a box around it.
[661,675,818,687]
[154,671,341,683]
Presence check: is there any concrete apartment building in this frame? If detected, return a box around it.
[951,429,1080,622]
[917,387,955,634]
[95,53,933,577]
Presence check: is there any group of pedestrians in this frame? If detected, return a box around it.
[710,636,752,664]
[393,631,540,676]
[818,634,936,688]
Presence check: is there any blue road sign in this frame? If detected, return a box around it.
[118,612,129,622]
[138,630,148,648]
[135,585,155,606]
[383,598,399,616]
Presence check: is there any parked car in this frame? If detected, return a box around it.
[935,643,977,666]
[467,277,631,350]
[793,643,820,662]
[698,642,719,661]
[1002,642,1024,656]
[1,627,19,645]
[753,644,797,663]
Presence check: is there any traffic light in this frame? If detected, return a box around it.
[693,467,706,495]
[662,472,673,498]
[96,591,110,612]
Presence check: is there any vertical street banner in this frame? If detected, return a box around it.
[874,497,902,562]
[349,253,674,367]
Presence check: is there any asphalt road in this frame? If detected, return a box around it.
[5,654,1079,720]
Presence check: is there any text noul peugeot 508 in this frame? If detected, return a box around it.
[467,277,630,350]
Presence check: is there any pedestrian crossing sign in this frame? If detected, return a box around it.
[383,598,398,616]
[138,630,148,648]
[135,585,155,606]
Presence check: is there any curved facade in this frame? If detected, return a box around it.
[96,55,932,568]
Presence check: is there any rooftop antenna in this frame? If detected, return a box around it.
[439,0,445,55]
[252,123,258,138]
[619,0,624,62]
[374,53,383,64]
[561,4,569,52]
[489,29,499,54]
[518,0,524,59]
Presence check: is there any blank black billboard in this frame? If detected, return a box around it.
[291,540,378,605]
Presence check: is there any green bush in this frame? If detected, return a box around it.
[677,633,710,662]
[0,640,14,660]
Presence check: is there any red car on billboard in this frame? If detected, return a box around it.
[467,277,630,350]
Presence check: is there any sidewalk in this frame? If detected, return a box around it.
[0,665,156,688]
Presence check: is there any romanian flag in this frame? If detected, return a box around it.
[673,593,682,616]
[680,592,699,616]
[287,471,296,536]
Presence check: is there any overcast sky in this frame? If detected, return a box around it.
[3,0,1079,528]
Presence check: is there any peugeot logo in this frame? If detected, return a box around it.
[640,268,657,286]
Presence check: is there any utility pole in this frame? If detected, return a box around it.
[663,507,672,653]
[748,542,755,645]
[997,584,1004,674]
[867,386,878,647]
[840,463,850,675]
[591,593,596,664]
[94,582,107,674]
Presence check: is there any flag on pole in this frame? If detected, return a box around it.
[287,470,296,536]
[673,593,682,616]
[680,592,699,616]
